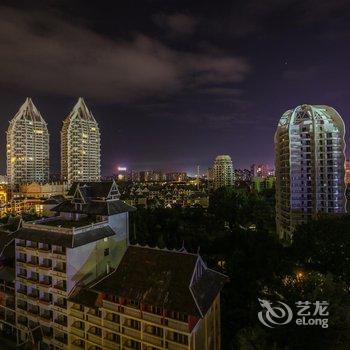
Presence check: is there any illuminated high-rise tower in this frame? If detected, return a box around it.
[213,155,234,189]
[61,98,101,184]
[275,104,346,241]
[7,98,49,186]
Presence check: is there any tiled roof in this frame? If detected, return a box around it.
[68,181,115,198]
[88,245,227,317]
[52,199,136,216]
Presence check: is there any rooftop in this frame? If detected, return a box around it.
[72,245,227,317]
[35,216,97,228]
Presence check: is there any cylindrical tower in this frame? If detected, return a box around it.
[275,104,346,241]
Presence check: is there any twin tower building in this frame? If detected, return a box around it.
[6,97,101,186]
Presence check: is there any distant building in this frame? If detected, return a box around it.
[251,164,269,178]
[115,167,130,182]
[61,98,101,185]
[275,104,346,241]
[234,169,252,182]
[17,182,68,199]
[213,155,233,190]
[7,98,49,186]
[166,172,187,182]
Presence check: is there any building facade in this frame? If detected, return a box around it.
[7,98,49,186]
[213,155,233,190]
[61,98,101,185]
[14,181,134,349]
[275,104,346,241]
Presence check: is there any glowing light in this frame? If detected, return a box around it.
[118,167,127,171]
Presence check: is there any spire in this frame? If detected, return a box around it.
[12,97,44,123]
[69,97,95,121]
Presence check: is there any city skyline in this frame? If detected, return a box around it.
[1,2,350,175]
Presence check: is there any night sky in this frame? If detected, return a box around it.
[1,0,350,176]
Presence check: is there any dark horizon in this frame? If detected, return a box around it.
[1,1,350,176]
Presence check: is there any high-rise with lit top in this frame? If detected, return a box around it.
[275,104,346,242]
[61,98,101,185]
[7,98,49,186]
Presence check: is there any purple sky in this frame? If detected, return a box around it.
[0,0,350,175]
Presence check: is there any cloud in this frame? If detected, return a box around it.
[153,13,199,35]
[0,7,249,102]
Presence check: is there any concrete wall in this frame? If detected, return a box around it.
[66,212,129,292]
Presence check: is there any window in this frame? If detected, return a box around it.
[104,248,109,256]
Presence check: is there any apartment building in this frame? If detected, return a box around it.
[61,98,101,185]
[13,180,135,349]
[68,245,226,350]
[7,98,50,186]
[275,104,346,241]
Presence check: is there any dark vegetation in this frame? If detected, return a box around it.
[131,186,350,350]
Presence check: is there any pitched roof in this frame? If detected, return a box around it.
[88,245,226,317]
[52,199,136,216]
[68,181,116,198]
[14,225,115,248]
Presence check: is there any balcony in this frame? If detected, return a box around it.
[52,284,67,296]
[86,313,101,325]
[70,308,84,319]
[27,259,39,267]
[5,314,15,325]
[86,332,102,345]
[123,326,141,340]
[17,302,27,311]
[5,299,15,309]
[17,317,28,327]
[143,333,163,347]
[38,280,52,289]
[27,277,39,285]
[27,293,39,301]
[166,319,189,333]
[124,306,141,318]
[40,313,52,324]
[28,308,39,316]
[38,263,52,271]
[102,300,118,312]
[54,317,68,331]
[39,297,51,305]
[52,253,66,261]
[166,341,189,350]
[54,335,68,346]
[71,326,85,338]
[52,267,66,278]
[53,301,67,313]
[103,338,121,350]
[103,319,120,332]
[71,340,85,350]
[142,311,162,325]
